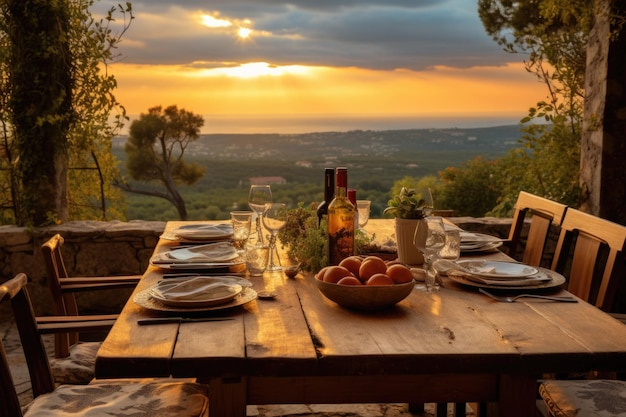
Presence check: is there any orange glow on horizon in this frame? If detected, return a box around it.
[109,61,546,128]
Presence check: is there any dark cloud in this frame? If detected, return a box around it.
[99,0,513,71]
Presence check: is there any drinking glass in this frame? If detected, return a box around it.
[262,203,288,271]
[230,211,253,253]
[356,200,371,230]
[248,185,272,244]
[413,216,446,291]
[440,229,461,260]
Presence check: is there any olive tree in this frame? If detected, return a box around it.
[116,105,206,220]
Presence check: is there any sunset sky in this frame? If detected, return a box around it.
[95,0,547,133]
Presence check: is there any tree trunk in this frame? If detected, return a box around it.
[581,0,626,225]
[7,0,72,226]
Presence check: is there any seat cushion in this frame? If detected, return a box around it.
[23,380,208,417]
[539,380,626,417]
[50,341,100,384]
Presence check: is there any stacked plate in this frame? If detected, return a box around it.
[160,223,233,243]
[447,260,565,290]
[459,232,503,253]
[134,276,257,312]
[150,242,245,271]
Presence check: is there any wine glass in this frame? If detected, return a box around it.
[419,188,434,217]
[413,216,446,291]
[248,185,272,244]
[356,200,371,230]
[262,203,288,271]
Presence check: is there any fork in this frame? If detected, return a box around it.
[478,288,577,303]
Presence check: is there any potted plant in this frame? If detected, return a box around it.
[383,187,431,264]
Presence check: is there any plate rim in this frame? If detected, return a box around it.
[134,286,257,312]
[456,260,538,278]
[150,283,243,308]
[447,267,565,290]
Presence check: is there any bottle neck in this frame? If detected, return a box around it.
[324,168,335,201]
[335,168,348,198]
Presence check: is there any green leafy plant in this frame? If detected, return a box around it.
[278,202,373,272]
[383,187,430,219]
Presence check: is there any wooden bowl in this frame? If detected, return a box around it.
[314,279,414,310]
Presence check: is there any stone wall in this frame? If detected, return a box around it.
[0,218,541,316]
[0,220,165,316]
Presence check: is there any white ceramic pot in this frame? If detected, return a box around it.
[395,218,425,265]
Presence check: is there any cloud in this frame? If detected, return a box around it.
[99,0,514,71]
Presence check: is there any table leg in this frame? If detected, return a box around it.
[495,374,537,417]
[208,376,247,417]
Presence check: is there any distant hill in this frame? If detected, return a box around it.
[114,124,523,162]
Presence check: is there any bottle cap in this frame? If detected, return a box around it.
[348,189,357,205]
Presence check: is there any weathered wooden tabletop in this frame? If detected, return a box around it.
[96,219,626,417]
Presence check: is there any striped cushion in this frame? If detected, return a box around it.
[540,380,626,417]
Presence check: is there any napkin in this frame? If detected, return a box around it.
[152,243,238,264]
[153,277,242,301]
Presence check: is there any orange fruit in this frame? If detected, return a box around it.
[366,273,394,286]
[322,265,353,284]
[316,266,331,281]
[339,256,363,279]
[386,264,414,284]
[358,257,388,282]
[337,276,362,286]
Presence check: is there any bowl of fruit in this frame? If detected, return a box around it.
[314,255,415,310]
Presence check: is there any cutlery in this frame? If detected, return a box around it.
[138,317,234,325]
[478,288,577,303]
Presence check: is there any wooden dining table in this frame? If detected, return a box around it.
[95,219,626,417]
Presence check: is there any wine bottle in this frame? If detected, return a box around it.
[316,168,334,227]
[328,167,355,265]
[348,188,358,235]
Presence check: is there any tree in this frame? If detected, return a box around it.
[117,105,206,220]
[0,0,133,226]
[478,0,591,213]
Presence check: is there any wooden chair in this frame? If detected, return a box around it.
[538,209,626,417]
[0,273,209,417]
[504,191,568,267]
[550,208,626,311]
[39,234,141,384]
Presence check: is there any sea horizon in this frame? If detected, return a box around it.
[122,113,524,135]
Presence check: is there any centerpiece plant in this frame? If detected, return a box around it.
[383,187,431,264]
[278,202,374,272]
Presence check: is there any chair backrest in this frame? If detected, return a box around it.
[41,234,79,358]
[0,273,56,417]
[507,191,568,267]
[551,208,626,312]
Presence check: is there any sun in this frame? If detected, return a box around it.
[238,27,252,39]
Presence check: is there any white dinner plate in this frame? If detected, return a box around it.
[151,242,239,265]
[456,260,538,279]
[160,224,233,242]
[150,279,242,308]
[134,285,257,312]
[447,267,565,290]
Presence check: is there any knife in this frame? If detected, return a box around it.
[138,317,234,325]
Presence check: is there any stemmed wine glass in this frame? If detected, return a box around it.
[262,203,288,271]
[248,185,272,244]
[420,188,434,217]
[413,216,446,291]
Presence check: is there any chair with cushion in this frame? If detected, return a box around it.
[0,273,209,417]
[538,209,626,417]
[503,191,568,267]
[39,234,141,384]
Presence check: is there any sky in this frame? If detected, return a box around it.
[95,0,547,134]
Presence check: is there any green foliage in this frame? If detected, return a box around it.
[277,202,373,272]
[383,187,431,219]
[0,0,133,225]
[436,157,504,217]
[119,105,205,220]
